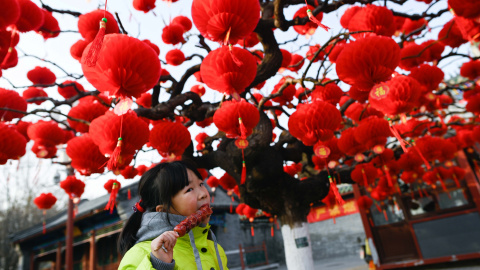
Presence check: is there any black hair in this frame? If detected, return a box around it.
[117,160,203,254]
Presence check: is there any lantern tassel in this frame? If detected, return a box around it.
[452,174,461,188]
[239,117,247,184]
[306,8,330,31]
[83,18,107,67]
[361,168,368,187]
[436,173,451,198]
[411,141,431,170]
[251,225,255,237]
[105,182,119,214]
[383,166,394,187]
[0,29,18,68]
[241,160,246,184]
[329,175,345,206]
[128,188,131,200]
[389,124,408,153]
[107,138,123,171]
[271,225,274,237]
[228,44,243,67]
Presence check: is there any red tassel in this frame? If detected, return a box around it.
[383,209,389,221]
[251,225,255,237]
[0,29,17,68]
[361,168,368,187]
[452,174,461,188]
[107,138,123,171]
[105,182,119,214]
[329,176,345,206]
[389,124,408,153]
[211,195,215,203]
[241,161,246,184]
[383,166,394,187]
[411,141,431,170]
[436,173,451,198]
[306,8,330,31]
[128,188,131,200]
[83,18,107,67]
[228,44,243,67]
[271,226,274,237]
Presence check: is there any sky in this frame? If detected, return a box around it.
[0,0,475,208]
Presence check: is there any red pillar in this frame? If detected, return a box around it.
[89,230,96,270]
[55,242,62,270]
[65,198,74,270]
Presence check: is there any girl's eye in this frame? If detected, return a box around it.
[186,188,193,193]
[199,182,204,187]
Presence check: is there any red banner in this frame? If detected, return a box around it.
[307,199,359,223]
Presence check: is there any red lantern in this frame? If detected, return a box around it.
[400,18,427,36]
[67,101,108,133]
[121,165,139,179]
[336,35,400,90]
[133,0,156,13]
[78,10,119,42]
[356,195,373,212]
[70,39,88,61]
[149,120,191,159]
[143,39,160,55]
[287,54,305,73]
[161,23,185,45]
[344,102,383,123]
[293,5,324,35]
[354,116,392,149]
[0,123,27,164]
[31,141,57,158]
[311,81,343,105]
[399,42,427,71]
[36,9,60,39]
[369,75,422,116]
[172,16,192,32]
[60,175,85,199]
[191,0,260,44]
[288,100,342,146]
[271,78,297,106]
[306,45,325,63]
[337,127,368,156]
[15,121,31,142]
[190,85,206,97]
[421,40,444,62]
[0,0,20,30]
[394,118,430,138]
[219,172,237,191]
[340,6,362,28]
[22,87,48,105]
[57,80,85,99]
[409,64,444,92]
[449,0,480,20]
[136,93,152,108]
[82,34,161,99]
[89,111,149,164]
[348,85,371,103]
[460,60,480,80]
[66,134,108,176]
[15,0,44,32]
[237,31,260,48]
[165,49,185,66]
[27,66,56,85]
[213,99,259,139]
[200,46,257,98]
[347,5,395,37]
[351,163,378,187]
[206,176,220,191]
[34,193,57,210]
[438,19,467,48]
[104,179,121,214]
[413,136,457,163]
[27,120,65,147]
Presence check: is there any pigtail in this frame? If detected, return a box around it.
[117,210,144,254]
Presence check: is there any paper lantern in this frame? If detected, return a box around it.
[0,123,27,164]
[351,163,378,186]
[136,93,152,108]
[22,87,48,105]
[369,75,422,116]
[31,141,57,158]
[287,54,305,73]
[460,60,480,80]
[66,134,108,176]
[394,118,430,138]
[70,39,88,61]
[453,16,480,43]
[161,23,185,45]
[336,35,400,90]
[438,19,467,48]
[133,0,156,13]
[347,4,395,37]
[340,6,361,29]
[89,110,149,159]
[413,136,457,163]
[78,10,119,42]
[344,102,383,123]
[420,40,444,62]
[121,165,138,179]
[36,9,60,39]
[288,100,341,146]
[312,137,344,162]
[0,0,20,30]
[306,45,325,63]
[399,42,426,71]
[401,18,427,36]
[213,99,259,140]
[165,49,185,66]
[409,64,444,92]
[448,0,480,20]
[67,101,109,133]
[27,120,65,147]
[311,81,343,105]
[172,15,192,32]
[60,175,85,198]
[57,80,85,99]
[27,66,56,85]
[34,193,57,210]
[356,195,373,212]
[348,85,370,103]
[337,127,368,156]
[293,5,324,35]
[354,116,391,149]
[236,31,259,48]
[15,0,44,32]
[143,39,160,55]
[219,172,237,191]
[271,78,296,106]
[191,0,260,44]
[200,46,257,97]
[15,121,31,142]
[190,85,205,97]
[149,120,191,158]
[81,34,162,99]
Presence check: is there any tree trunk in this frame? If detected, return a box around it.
[281,222,314,270]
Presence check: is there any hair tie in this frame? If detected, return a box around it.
[133,199,145,213]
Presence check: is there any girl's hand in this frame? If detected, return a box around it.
[151,231,179,263]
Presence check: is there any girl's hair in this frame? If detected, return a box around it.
[117,160,203,254]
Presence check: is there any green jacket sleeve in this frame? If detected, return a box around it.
[119,243,175,270]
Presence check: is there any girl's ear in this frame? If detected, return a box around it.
[155,205,164,212]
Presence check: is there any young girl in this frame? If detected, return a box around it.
[118,161,228,270]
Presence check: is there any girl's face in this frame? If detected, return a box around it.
[170,169,210,220]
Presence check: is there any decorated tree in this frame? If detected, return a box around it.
[1,0,480,269]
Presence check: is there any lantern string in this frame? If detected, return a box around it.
[83,0,108,67]
[304,0,330,31]
[107,113,124,171]
[0,27,18,67]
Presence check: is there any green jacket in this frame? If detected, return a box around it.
[119,224,228,270]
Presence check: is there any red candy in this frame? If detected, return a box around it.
[174,205,213,237]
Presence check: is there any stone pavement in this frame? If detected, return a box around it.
[275,256,368,270]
